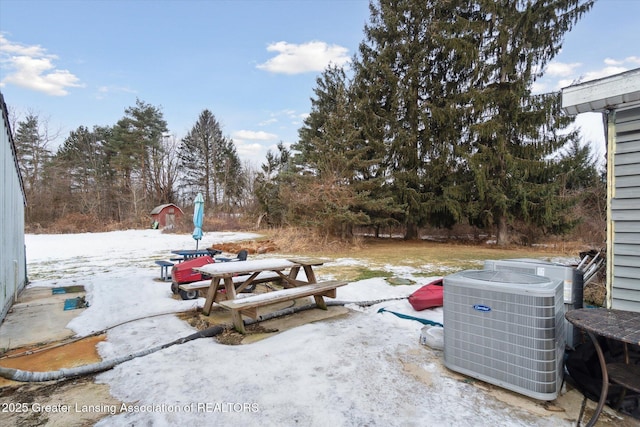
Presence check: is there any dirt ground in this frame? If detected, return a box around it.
[0,335,120,426]
[0,307,358,426]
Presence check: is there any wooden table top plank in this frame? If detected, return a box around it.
[194,258,300,276]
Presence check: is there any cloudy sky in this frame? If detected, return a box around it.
[1,0,638,166]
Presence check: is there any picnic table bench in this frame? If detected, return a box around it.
[154,260,174,281]
[218,280,348,333]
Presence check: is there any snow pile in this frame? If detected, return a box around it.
[24,230,569,427]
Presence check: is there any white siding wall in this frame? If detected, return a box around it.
[611,106,640,311]
[561,68,640,312]
[0,93,27,322]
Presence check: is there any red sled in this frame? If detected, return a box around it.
[408,279,444,311]
[170,255,214,293]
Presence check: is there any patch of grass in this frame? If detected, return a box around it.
[353,269,394,281]
[385,277,416,286]
[292,237,581,283]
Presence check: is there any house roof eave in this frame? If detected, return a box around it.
[561,68,640,115]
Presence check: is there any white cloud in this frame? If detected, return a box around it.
[604,57,623,66]
[603,56,640,66]
[259,118,278,126]
[0,34,47,57]
[545,61,582,77]
[582,65,629,82]
[233,130,278,141]
[235,140,265,157]
[256,40,350,74]
[623,56,640,66]
[572,56,640,84]
[232,137,273,168]
[259,109,303,127]
[95,85,137,99]
[531,81,547,94]
[552,56,638,91]
[0,33,83,96]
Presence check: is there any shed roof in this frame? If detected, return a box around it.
[561,68,640,115]
[150,204,183,215]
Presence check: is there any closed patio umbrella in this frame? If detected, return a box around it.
[192,193,204,249]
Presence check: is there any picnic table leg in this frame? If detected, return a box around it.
[223,276,246,333]
[285,266,300,288]
[303,265,317,284]
[206,280,226,305]
[224,277,237,300]
[230,310,246,334]
[203,277,222,316]
[313,295,327,310]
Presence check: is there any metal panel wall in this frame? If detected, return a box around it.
[0,93,27,322]
[611,106,640,311]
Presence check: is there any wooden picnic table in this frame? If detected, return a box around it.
[193,257,347,333]
[171,248,221,261]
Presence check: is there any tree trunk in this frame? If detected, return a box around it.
[496,216,508,246]
[405,222,419,240]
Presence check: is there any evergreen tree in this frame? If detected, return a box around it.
[56,125,112,217]
[178,109,245,210]
[13,114,54,223]
[254,142,292,227]
[465,0,594,245]
[108,99,168,219]
[218,137,246,212]
[352,0,478,238]
[296,66,354,178]
[555,136,605,243]
[559,138,601,191]
[13,114,51,197]
[294,66,385,237]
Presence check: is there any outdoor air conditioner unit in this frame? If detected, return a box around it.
[483,258,584,349]
[443,270,565,401]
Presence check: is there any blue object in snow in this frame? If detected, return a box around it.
[192,193,204,249]
[377,307,443,327]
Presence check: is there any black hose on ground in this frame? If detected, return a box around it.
[0,297,405,382]
[0,308,201,360]
[0,325,225,382]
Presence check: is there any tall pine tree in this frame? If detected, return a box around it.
[254,142,292,227]
[108,99,168,219]
[465,0,594,245]
[353,0,479,238]
[56,125,112,218]
[13,114,54,223]
[294,66,391,237]
[178,109,245,211]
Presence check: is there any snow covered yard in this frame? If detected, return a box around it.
[17,229,582,426]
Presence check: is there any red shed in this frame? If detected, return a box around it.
[150,204,184,229]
